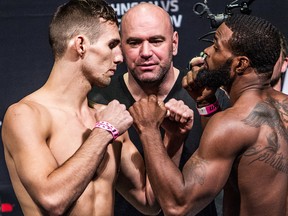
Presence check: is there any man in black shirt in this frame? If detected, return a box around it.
[89,2,229,215]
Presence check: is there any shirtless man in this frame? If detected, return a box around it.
[129,14,288,216]
[1,0,193,215]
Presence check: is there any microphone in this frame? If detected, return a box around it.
[193,0,255,29]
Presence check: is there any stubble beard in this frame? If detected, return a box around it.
[195,58,233,90]
[130,65,169,89]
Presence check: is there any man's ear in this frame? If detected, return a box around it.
[234,56,250,75]
[172,31,179,56]
[74,35,86,58]
[281,57,288,73]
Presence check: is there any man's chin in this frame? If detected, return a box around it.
[137,74,159,83]
[94,80,111,88]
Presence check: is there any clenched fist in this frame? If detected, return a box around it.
[129,95,167,134]
[94,100,133,135]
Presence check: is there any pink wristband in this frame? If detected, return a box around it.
[197,100,219,116]
[94,121,119,140]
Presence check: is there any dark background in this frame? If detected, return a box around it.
[0,0,287,215]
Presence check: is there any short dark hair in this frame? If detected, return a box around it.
[225,14,281,74]
[49,0,118,59]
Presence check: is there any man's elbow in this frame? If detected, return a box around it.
[136,203,161,215]
[162,205,194,216]
[37,193,71,216]
[160,200,199,216]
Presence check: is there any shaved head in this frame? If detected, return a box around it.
[121,3,173,35]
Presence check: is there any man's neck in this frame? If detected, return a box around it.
[124,67,179,101]
[42,62,92,110]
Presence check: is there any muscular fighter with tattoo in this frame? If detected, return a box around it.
[128,14,288,216]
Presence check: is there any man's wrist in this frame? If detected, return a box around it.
[197,100,220,116]
[94,121,119,140]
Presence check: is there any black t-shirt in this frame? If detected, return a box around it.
[88,70,229,216]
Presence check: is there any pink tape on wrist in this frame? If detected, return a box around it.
[197,100,219,116]
[94,121,119,140]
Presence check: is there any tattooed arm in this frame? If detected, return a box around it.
[129,94,288,215]
[143,110,243,216]
[129,96,247,215]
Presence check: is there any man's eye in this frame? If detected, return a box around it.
[150,39,163,46]
[128,41,140,47]
[212,41,218,51]
[109,41,119,49]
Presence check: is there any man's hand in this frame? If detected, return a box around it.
[162,99,193,137]
[128,95,166,134]
[94,100,133,135]
[182,56,216,105]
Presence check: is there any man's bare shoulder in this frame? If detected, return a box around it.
[5,96,49,120]
[200,105,259,156]
[3,93,53,133]
[205,106,247,131]
[203,94,288,152]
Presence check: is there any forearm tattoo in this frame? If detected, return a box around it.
[242,97,288,174]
